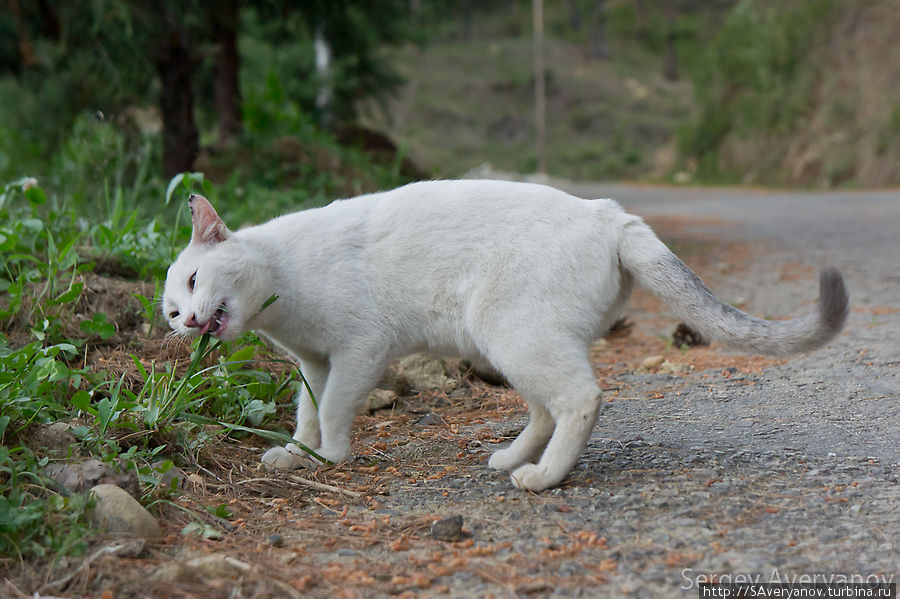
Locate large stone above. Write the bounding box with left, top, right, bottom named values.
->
left=394, top=354, right=458, bottom=393
left=366, top=388, right=399, bottom=411
left=88, top=484, right=161, bottom=540
left=46, top=458, right=138, bottom=495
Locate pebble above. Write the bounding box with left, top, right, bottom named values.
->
left=638, top=355, right=665, bottom=371
left=152, top=553, right=253, bottom=582
left=415, top=412, right=445, bottom=427
left=431, top=514, right=466, bottom=541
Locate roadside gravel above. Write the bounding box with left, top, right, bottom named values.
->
left=344, top=183, right=900, bottom=598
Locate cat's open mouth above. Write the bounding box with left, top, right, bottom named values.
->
left=200, top=303, right=229, bottom=337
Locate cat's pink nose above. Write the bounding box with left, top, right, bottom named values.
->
left=185, top=313, right=202, bottom=328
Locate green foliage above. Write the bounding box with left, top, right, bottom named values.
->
left=0, top=446, right=92, bottom=560
left=679, top=0, right=839, bottom=180
left=0, top=163, right=343, bottom=559
left=242, top=2, right=420, bottom=124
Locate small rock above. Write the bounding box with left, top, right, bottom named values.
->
left=366, top=388, right=398, bottom=412
left=659, top=360, right=691, bottom=374
left=415, top=412, right=445, bottom=427
left=267, top=533, right=285, bottom=547
left=152, top=461, right=186, bottom=490
left=88, top=484, right=161, bottom=540
left=431, top=515, right=466, bottom=541
left=152, top=553, right=253, bottom=582
left=639, top=355, right=665, bottom=371
left=32, top=421, right=78, bottom=455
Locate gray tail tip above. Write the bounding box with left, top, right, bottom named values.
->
left=818, top=267, right=849, bottom=333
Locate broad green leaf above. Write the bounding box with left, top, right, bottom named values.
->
left=24, top=186, right=46, bottom=206
left=70, top=390, right=93, bottom=414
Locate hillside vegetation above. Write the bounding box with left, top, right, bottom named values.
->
left=681, top=0, right=900, bottom=187
left=369, top=0, right=898, bottom=188
left=363, top=0, right=705, bottom=181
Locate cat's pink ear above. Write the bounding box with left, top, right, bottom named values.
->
left=188, top=194, right=231, bottom=245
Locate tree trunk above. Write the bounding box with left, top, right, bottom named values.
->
left=567, top=0, right=581, bottom=32
left=533, top=0, right=546, bottom=174
left=211, top=0, right=242, bottom=146
left=663, top=0, right=679, bottom=81
left=590, top=0, right=609, bottom=60
left=155, top=27, right=199, bottom=177
left=8, top=0, right=36, bottom=68
left=663, top=29, right=678, bottom=81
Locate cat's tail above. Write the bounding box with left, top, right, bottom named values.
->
left=616, top=216, right=848, bottom=356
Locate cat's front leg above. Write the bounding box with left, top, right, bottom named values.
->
left=262, top=358, right=329, bottom=470
left=312, top=351, right=387, bottom=465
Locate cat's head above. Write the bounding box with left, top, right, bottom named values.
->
left=162, top=195, right=261, bottom=341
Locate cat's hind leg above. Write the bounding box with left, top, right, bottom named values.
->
left=488, top=344, right=602, bottom=491
left=262, top=357, right=329, bottom=470
left=488, top=400, right=553, bottom=471
left=510, top=391, right=600, bottom=491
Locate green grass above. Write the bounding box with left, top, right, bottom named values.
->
left=0, top=134, right=390, bottom=560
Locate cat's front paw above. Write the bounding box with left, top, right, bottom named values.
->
left=313, top=443, right=350, bottom=465
left=488, top=447, right=526, bottom=471
left=510, top=463, right=559, bottom=492
left=261, top=445, right=320, bottom=470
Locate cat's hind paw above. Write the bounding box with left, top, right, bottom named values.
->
left=261, top=445, right=321, bottom=470
left=510, top=463, right=562, bottom=492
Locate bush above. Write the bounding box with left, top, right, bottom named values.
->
left=679, top=0, right=839, bottom=180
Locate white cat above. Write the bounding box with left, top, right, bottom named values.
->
left=163, top=180, right=848, bottom=491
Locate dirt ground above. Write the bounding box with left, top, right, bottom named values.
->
left=4, top=184, right=898, bottom=599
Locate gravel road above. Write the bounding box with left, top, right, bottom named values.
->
left=340, top=184, right=899, bottom=598
left=554, top=183, right=900, bottom=597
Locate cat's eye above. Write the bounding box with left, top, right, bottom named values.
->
left=188, top=271, right=197, bottom=292
left=168, top=310, right=180, bottom=319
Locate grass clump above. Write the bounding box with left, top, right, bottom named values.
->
left=0, top=169, right=342, bottom=562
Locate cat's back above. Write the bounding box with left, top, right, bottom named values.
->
left=241, top=179, right=626, bottom=258
left=366, top=179, right=623, bottom=231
